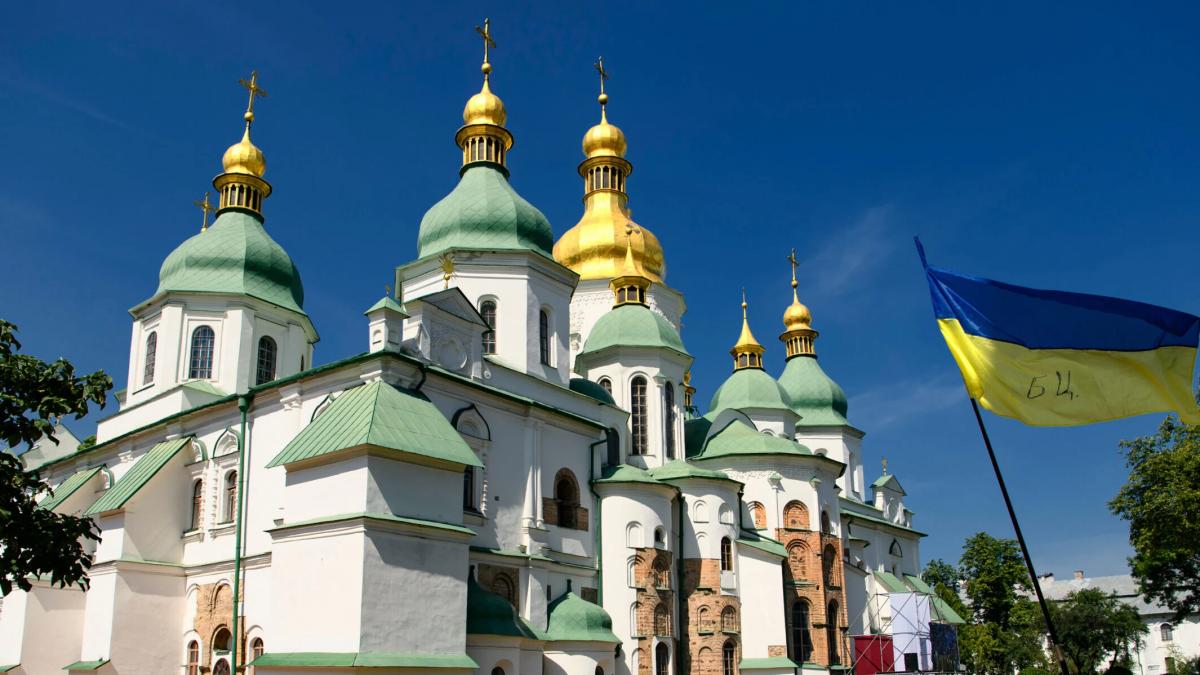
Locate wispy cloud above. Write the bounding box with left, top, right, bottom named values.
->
left=849, top=371, right=965, bottom=430
left=799, top=205, right=898, bottom=299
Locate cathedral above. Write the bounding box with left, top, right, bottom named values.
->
left=0, top=25, right=964, bottom=675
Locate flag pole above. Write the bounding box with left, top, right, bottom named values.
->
left=969, top=398, right=1071, bottom=675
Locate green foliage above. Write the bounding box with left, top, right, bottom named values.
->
left=1165, top=648, right=1200, bottom=675
left=1104, top=666, right=1133, bottom=675
left=923, top=558, right=959, bottom=590
left=1109, top=416, right=1200, bottom=621
left=0, top=320, right=110, bottom=594
left=935, top=582, right=970, bottom=622
left=78, top=434, right=96, bottom=450
left=1050, top=588, right=1146, bottom=675
left=960, top=531, right=1032, bottom=626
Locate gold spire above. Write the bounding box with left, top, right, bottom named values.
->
left=731, top=289, right=766, bottom=370
left=457, top=18, right=512, bottom=168
left=193, top=193, right=215, bottom=233
left=214, top=70, right=272, bottom=217
left=683, top=370, right=696, bottom=410
left=780, top=248, right=819, bottom=358
left=609, top=225, right=651, bottom=306
left=553, top=58, right=667, bottom=284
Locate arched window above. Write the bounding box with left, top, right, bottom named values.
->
left=213, top=626, right=231, bottom=651
left=654, top=527, right=666, bottom=548
left=491, top=668, right=504, bottom=675
left=721, top=606, right=738, bottom=632
left=223, top=471, right=237, bottom=523
left=663, top=382, right=676, bottom=459
left=826, top=601, right=840, bottom=665
left=186, top=640, right=200, bottom=675
left=190, top=480, right=204, bottom=531
left=791, top=601, right=813, bottom=663
left=189, top=326, right=215, bottom=379
left=654, top=604, right=670, bottom=636
left=462, top=466, right=476, bottom=511
left=822, top=544, right=837, bottom=587
left=596, top=667, right=604, bottom=675
left=255, top=336, right=277, bottom=385
left=783, top=501, right=809, bottom=530
left=491, top=575, right=516, bottom=607
left=538, top=309, right=551, bottom=365
left=627, top=557, right=638, bottom=588
left=213, top=661, right=230, bottom=675
left=698, top=606, right=712, bottom=633
left=720, top=537, right=733, bottom=572
left=143, top=332, right=157, bottom=385
left=631, top=603, right=640, bottom=636
left=554, top=469, right=580, bottom=529
left=250, top=638, right=264, bottom=673
left=598, top=377, right=612, bottom=395
left=787, top=542, right=809, bottom=579
left=656, top=643, right=670, bottom=675
left=749, top=502, right=767, bottom=529
left=1161, top=623, right=1174, bottom=642
left=722, top=640, right=737, bottom=675
left=627, top=522, right=643, bottom=548
left=694, top=500, right=710, bottom=523
left=630, top=376, right=648, bottom=455
left=821, top=510, right=832, bottom=535
left=480, top=300, right=496, bottom=354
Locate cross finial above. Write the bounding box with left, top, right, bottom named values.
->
left=385, top=284, right=392, bottom=298
left=194, top=192, right=216, bottom=232
left=594, top=56, right=609, bottom=116
left=882, top=457, right=888, bottom=475
left=475, top=18, right=495, bottom=79
left=741, top=287, right=748, bottom=318
left=238, top=70, right=268, bottom=127
left=787, top=247, right=800, bottom=288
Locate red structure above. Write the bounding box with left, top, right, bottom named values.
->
left=853, top=635, right=895, bottom=675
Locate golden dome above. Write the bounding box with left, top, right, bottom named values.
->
left=463, top=79, right=507, bottom=127
left=554, top=209, right=666, bottom=283
left=222, top=127, right=266, bottom=177
left=782, top=283, right=812, bottom=331
left=583, top=111, right=626, bottom=159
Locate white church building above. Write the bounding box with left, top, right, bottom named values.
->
left=0, top=35, right=962, bottom=675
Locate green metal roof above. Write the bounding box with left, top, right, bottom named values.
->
left=85, top=438, right=192, bottom=515
left=578, top=304, right=690, bottom=361
left=467, top=573, right=541, bottom=639
left=63, top=660, right=109, bottom=671
left=544, top=589, right=620, bottom=643
left=873, top=571, right=910, bottom=593
left=840, top=502, right=927, bottom=537
left=364, top=296, right=408, bottom=316
left=930, top=595, right=967, bottom=624
left=737, top=530, right=788, bottom=558
left=777, top=356, right=849, bottom=427
left=250, top=653, right=477, bottom=669
left=417, top=165, right=554, bottom=259
left=154, top=210, right=305, bottom=315
left=683, top=417, right=712, bottom=458
left=39, top=467, right=102, bottom=511
left=270, top=512, right=474, bottom=536
left=267, top=381, right=481, bottom=469
left=568, top=378, right=616, bottom=405
left=0, top=665, right=18, bottom=672
left=694, top=420, right=814, bottom=461
left=871, top=474, right=906, bottom=495
left=593, top=464, right=668, bottom=488
left=708, top=368, right=793, bottom=415
left=648, top=460, right=738, bottom=484
left=740, top=657, right=801, bottom=670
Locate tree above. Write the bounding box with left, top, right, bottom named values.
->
left=0, top=320, right=110, bottom=594
left=1109, top=416, right=1200, bottom=621
left=923, top=558, right=959, bottom=590
left=959, top=532, right=1032, bottom=626
left=1050, top=588, right=1146, bottom=675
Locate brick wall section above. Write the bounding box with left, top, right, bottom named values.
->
left=680, top=558, right=740, bottom=675
left=631, top=546, right=675, bottom=675
left=192, top=583, right=245, bottom=670
left=542, top=497, right=589, bottom=530
left=768, top=645, right=787, bottom=658
left=776, top=528, right=849, bottom=667
left=477, top=563, right=520, bottom=607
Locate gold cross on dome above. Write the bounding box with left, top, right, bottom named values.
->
left=882, top=457, right=889, bottom=475
left=238, top=70, right=268, bottom=123
left=787, top=247, right=800, bottom=289
left=476, top=18, right=495, bottom=65
left=194, top=192, right=215, bottom=232
left=594, top=56, right=608, bottom=96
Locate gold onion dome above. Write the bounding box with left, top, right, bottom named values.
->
left=222, top=125, right=266, bottom=177
left=463, top=72, right=507, bottom=127
left=582, top=108, right=627, bottom=158
left=783, top=285, right=813, bottom=331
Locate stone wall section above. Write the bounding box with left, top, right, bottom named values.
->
left=631, top=546, right=675, bottom=675
left=477, top=563, right=520, bottom=607
left=192, top=582, right=245, bottom=670
left=776, top=528, right=849, bottom=667
left=680, top=558, right=741, bottom=675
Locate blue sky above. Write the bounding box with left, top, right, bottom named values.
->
left=3, top=2, right=1199, bottom=577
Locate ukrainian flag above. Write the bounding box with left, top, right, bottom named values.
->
left=920, top=244, right=1200, bottom=426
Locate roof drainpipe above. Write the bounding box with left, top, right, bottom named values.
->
left=230, top=394, right=252, bottom=673
left=589, top=436, right=617, bottom=659
left=676, top=492, right=686, bottom=675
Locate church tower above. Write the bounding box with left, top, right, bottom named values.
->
left=122, top=72, right=317, bottom=414
left=553, top=59, right=687, bottom=370
left=707, top=294, right=799, bottom=437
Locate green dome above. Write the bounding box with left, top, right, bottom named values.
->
left=778, top=356, right=850, bottom=427
left=466, top=573, right=539, bottom=639
left=156, top=211, right=305, bottom=315
left=417, top=165, right=554, bottom=259
left=545, top=589, right=620, bottom=643
left=569, top=378, right=616, bottom=405
left=578, top=304, right=689, bottom=361
left=649, top=460, right=738, bottom=484
left=708, top=368, right=792, bottom=415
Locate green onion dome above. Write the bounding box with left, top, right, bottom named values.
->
left=569, top=378, right=616, bottom=405
left=545, top=587, right=620, bottom=643
left=778, top=356, right=849, bottom=427
left=708, top=367, right=793, bottom=415
left=417, top=165, right=554, bottom=260
left=578, top=304, right=689, bottom=360
left=156, top=211, right=304, bottom=315
left=466, top=572, right=539, bottom=639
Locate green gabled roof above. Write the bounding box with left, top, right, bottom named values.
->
left=871, top=474, right=906, bottom=495
left=840, top=503, right=927, bottom=536
left=0, top=665, right=18, bottom=672
left=466, top=573, right=541, bottom=639
left=85, top=438, right=192, bottom=515
left=569, top=378, right=615, bottom=405
left=578, top=304, right=690, bottom=361
left=737, top=529, right=788, bottom=558
left=364, top=296, right=408, bottom=316
left=694, top=420, right=814, bottom=461
left=902, top=575, right=966, bottom=624
left=708, top=368, right=793, bottom=415
left=544, top=590, right=620, bottom=643
left=153, top=211, right=306, bottom=316
left=740, top=657, right=801, bottom=670
left=417, top=165, right=554, bottom=259
left=250, top=653, right=477, bottom=669
left=39, top=466, right=102, bottom=511
left=267, top=381, right=481, bottom=469
left=649, top=460, right=739, bottom=485
left=593, top=464, right=668, bottom=488
left=180, top=380, right=228, bottom=397
left=683, top=417, right=712, bottom=458
left=777, top=356, right=849, bottom=427
left=63, top=660, right=109, bottom=671
left=903, top=574, right=934, bottom=594
left=873, top=571, right=910, bottom=593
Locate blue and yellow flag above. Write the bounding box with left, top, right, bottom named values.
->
left=919, top=241, right=1200, bottom=426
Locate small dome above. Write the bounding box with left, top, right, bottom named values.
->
left=156, top=211, right=304, bottom=314
left=466, top=573, right=539, bottom=639
left=579, top=304, right=689, bottom=361
left=778, top=356, right=850, bottom=427
left=463, top=80, right=507, bottom=127
left=569, top=378, right=616, bottom=405
left=417, top=165, right=554, bottom=259
left=582, top=117, right=626, bottom=158
left=545, top=590, right=620, bottom=643
left=708, top=368, right=793, bottom=415
left=783, top=297, right=812, bottom=331
left=221, top=128, right=266, bottom=177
